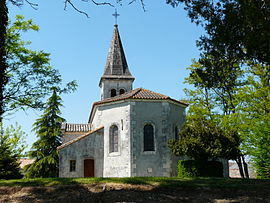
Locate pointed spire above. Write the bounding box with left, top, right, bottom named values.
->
left=101, top=25, right=134, bottom=79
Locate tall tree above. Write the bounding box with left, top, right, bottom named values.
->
left=0, top=0, right=8, bottom=121
left=25, top=89, right=65, bottom=178
left=240, top=64, right=270, bottom=178
left=166, top=0, right=270, bottom=65
left=2, top=15, right=76, bottom=119
left=166, top=0, right=270, bottom=178
left=178, top=58, right=250, bottom=178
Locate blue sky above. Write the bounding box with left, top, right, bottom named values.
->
left=6, top=0, right=204, bottom=150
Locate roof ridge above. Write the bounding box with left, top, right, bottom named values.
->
left=128, top=87, right=143, bottom=98
left=57, top=126, right=104, bottom=150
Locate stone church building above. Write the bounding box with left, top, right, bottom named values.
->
left=57, top=24, right=188, bottom=178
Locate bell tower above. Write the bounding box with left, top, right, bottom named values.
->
left=99, top=24, right=135, bottom=100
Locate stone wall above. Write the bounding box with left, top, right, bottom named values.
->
left=62, top=133, right=83, bottom=144
left=100, top=79, right=133, bottom=100
left=91, top=101, right=131, bottom=177
left=130, top=101, right=186, bottom=177
left=59, top=128, right=104, bottom=178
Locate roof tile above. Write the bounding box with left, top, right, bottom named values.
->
left=93, top=88, right=188, bottom=106
left=61, top=123, right=91, bottom=133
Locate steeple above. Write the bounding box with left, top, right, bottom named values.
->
left=99, top=24, right=135, bottom=100
left=101, top=25, right=134, bottom=78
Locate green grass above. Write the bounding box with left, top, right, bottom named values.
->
left=0, top=177, right=270, bottom=190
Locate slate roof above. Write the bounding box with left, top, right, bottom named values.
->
left=100, top=25, right=134, bottom=81
left=61, top=123, right=91, bottom=133
left=57, top=126, right=104, bottom=150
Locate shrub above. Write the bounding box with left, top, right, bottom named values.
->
left=177, top=160, right=223, bottom=178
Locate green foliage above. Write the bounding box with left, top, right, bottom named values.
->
left=239, top=64, right=270, bottom=178
left=0, top=142, right=22, bottom=179
left=179, top=59, right=270, bottom=178
left=185, top=57, right=244, bottom=115
left=168, top=105, right=240, bottom=161
left=251, top=118, right=270, bottom=179
left=242, top=113, right=270, bottom=179
left=167, top=1, right=270, bottom=178
left=169, top=58, right=242, bottom=162
left=25, top=89, right=65, bottom=178
left=167, top=0, right=270, bottom=65
left=177, top=160, right=223, bottom=178
left=166, top=2, right=270, bottom=178
left=0, top=123, right=25, bottom=179
left=3, top=122, right=27, bottom=157
left=3, top=15, right=77, bottom=116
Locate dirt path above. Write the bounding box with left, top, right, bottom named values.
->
left=0, top=183, right=269, bottom=203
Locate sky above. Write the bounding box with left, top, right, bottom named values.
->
left=6, top=0, right=204, bottom=151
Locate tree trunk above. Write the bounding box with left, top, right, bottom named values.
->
left=235, top=156, right=245, bottom=178
left=0, top=0, right=8, bottom=122
left=242, top=155, right=249, bottom=179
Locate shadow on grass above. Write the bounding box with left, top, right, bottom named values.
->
left=1, top=178, right=270, bottom=203
left=1, top=177, right=270, bottom=190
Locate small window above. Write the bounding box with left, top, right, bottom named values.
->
left=144, top=124, right=155, bottom=151
left=175, top=126, right=179, bottom=140
left=111, top=89, right=117, bottom=97
left=70, top=160, right=76, bottom=172
left=120, top=89, right=125, bottom=95
left=110, top=125, right=118, bottom=153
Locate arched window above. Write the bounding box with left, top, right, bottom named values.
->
left=144, top=124, right=154, bottom=151
left=119, top=89, right=125, bottom=95
left=110, top=89, right=116, bottom=97
left=174, top=126, right=178, bottom=140
left=109, top=125, right=118, bottom=153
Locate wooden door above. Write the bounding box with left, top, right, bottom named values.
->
left=84, top=159, right=94, bottom=177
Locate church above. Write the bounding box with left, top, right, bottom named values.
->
left=57, top=23, right=188, bottom=178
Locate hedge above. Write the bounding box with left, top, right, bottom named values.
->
left=177, top=160, right=224, bottom=178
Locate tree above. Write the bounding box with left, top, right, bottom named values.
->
left=175, top=58, right=250, bottom=178
left=247, top=117, right=270, bottom=179
left=166, top=0, right=270, bottom=66
left=2, top=122, right=27, bottom=158
left=239, top=64, right=270, bottom=178
left=2, top=15, right=77, bottom=119
left=0, top=0, right=8, bottom=121
left=0, top=0, right=146, bottom=120
left=0, top=136, right=22, bottom=179
left=25, top=89, right=65, bottom=178
left=168, top=105, right=240, bottom=161
left=0, top=122, right=26, bottom=179
left=164, top=0, right=270, bottom=178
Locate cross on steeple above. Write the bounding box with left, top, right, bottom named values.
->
left=112, top=9, right=120, bottom=25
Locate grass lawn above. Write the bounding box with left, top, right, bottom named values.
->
left=0, top=177, right=270, bottom=190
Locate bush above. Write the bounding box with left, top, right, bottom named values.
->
left=178, top=160, right=224, bottom=178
